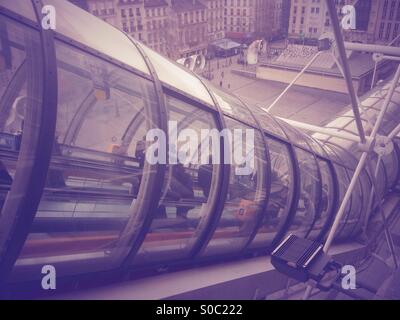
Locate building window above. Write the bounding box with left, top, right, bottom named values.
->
left=389, top=0, right=396, bottom=20
left=379, top=22, right=385, bottom=39
left=382, top=0, right=388, bottom=19
left=386, top=23, right=392, bottom=40
left=394, top=23, right=399, bottom=38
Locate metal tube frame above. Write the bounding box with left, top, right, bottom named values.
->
left=186, top=74, right=231, bottom=258
left=233, top=94, right=272, bottom=252
left=322, top=65, right=400, bottom=259
left=115, top=35, right=169, bottom=268
left=327, top=0, right=366, bottom=144
left=0, top=0, right=58, bottom=284
left=276, top=117, right=362, bottom=143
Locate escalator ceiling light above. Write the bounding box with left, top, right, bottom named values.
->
left=94, top=88, right=110, bottom=101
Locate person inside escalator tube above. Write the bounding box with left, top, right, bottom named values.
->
left=155, top=151, right=195, bottom=220
left=168, top=151, right=195, bottom=219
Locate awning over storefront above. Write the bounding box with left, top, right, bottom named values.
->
left=226, top=31, right=254, bottom=43
left=210, top=39, right=242, bottom=51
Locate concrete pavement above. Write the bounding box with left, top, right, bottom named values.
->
left=205, top=56, right=350, bottom=126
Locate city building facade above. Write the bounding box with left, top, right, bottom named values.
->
left=288, top=0, right=400, bottom=44
left=87, top=0, right=118, bottom=26
left=271, top=0, right=291, bottom=39
left=167, top=0, right=208, bottom=59
left=200, top=0, right=225, bottom=42
left=79, top=0, right=278, bottom=58
left=224, top=0, right=274, bottom=42
left=143, top=0, right=169, bottom=56
left=374, top=0, right=400, bottom=44
left=288, top=0, right=329, bottom=40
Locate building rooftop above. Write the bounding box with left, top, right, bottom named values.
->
left=211, top=39, right=242, bottom=50
left=170, top=0, right=207, bottom=12
left=144, top=0, right=168, bottom=8
left=263, top=44, right=377, bottom=79
left=117, top=0, right=143, bottom=6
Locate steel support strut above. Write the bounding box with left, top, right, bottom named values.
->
left=302, top=1, right=400, bottom=299
left=264, top=51, right=322, bottom=113
left=326, top=0, right=366, bottom=144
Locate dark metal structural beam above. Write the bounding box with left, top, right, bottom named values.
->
left=0, top=0, right=58, bottom=284
left=186, top=76, right=231, bottom=258
left=326, top=0, right=366, bottom=145
left=117, top=34, right=169, bottom=268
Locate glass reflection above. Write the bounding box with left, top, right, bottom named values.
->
left=306, top=159, right=334, bottom=240
left=134, top=95, right=221, bottom=265
left=209, top=84, right=257, bottom=126
left=0, top=18, right=41, bottom=213
left=331, top=163, right=352, bottom=241
left=251, top=106, right=288, bottom=139
left=43, top=0, right=149, bottom=74
left=250, top=138, right=294, bottom=249
left=13, top=41, right=157, bottom=278
left=202, top=118, right=266, bottom=256
left=289, top=148, right=320, bottom=237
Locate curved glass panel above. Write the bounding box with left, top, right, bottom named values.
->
left=289, top=148, right=320, bottom=237
left=336, top=167, right=363, bottom=239
left=0, top=17, right=41, bottom=215
left=331, top=163, right=352, bottom=241
left=368, top=155, right=387, bottom=201
left=202, top=118, right=267, bottom=256
left=324, top=144, right=358, bottom=239
left=133, top=95, right=221, bottom=265
left=250, top=138, right=294, bottom=249
left=275, top=119, right=311, bottom=150
left=304, top=136, right=327, bottom=158
left=250, top=105, right=287, bottom=139
left=12, top=41, right=157, bottom=280
left=42, top=0, right=149, bottom=75
left=381, top=148, right=399, bottom=189
left=327, top=143, right=358, bottom=169
left=139, top=45, right=214, bottom=106
left=381, top=99, right=400, bottom=135
left=0, top=0, right=36, bottom=20
left=208, top=84, right=256, bottom=126
left=321, top=143, right=342, bottom=164
left=348, top=169, right=371, bottom=237
left=307, top=159, right=334, bottom=240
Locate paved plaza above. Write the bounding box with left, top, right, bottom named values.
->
left=206, top=57, right=350, bottom=126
